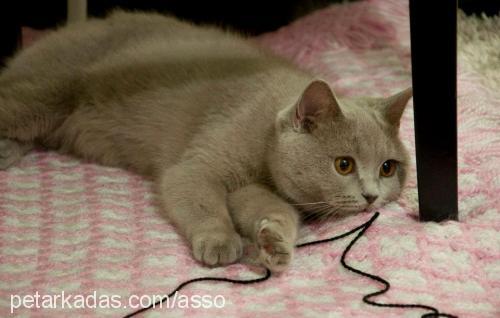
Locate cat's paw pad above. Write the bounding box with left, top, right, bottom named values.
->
left=0, top=139, right=31, bottom=170
left=192, top=231, right=243, bottom=266
left=257, top=219, right=294, bottom=272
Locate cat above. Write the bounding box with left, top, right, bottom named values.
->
left=0, top=11, right=412, bottom=272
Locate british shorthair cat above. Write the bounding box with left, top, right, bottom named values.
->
left=0, top=11, right=412, bottom=271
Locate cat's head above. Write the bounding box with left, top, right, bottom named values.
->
left=269, top=80, right=412, bottom=220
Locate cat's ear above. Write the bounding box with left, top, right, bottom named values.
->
left=381, top=87, right=413, bottom=127
left=293, top=80, right=343, bottom=133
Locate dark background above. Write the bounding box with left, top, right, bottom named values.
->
left=6, top=0, right=338, bottom=35
left=8, top=0, right=500, bottom=32
left=1, top=0, right=499, bottom=65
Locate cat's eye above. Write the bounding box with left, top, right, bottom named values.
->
left=380, top=160, right=397, bottom=177
left=334, top=157, right=355, bottom=175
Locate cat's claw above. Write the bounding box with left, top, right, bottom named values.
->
left=257, top=218, right=294, bottom=272
left=0, top=139, right=32, bottom=170
left=192, top=231, right=243, bottom=266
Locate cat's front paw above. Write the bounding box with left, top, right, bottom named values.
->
left=257, top=218, right=294, bottom=272
left=192, top=231, right=243, bottom=266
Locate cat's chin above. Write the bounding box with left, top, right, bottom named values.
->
left=360, top=207, right=374, bottom=214
left=360, top=203, right=385, bottom=214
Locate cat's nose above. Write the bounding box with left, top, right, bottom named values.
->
left=362, top=193, right=378, bottom=204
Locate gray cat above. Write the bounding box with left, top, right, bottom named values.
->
left=0, top=11, right=412, bottom=271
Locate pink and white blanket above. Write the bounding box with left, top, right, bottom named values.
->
left=1, top=0, right=499, bottom=317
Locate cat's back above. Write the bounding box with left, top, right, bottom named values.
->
left=5, top=10, right=261, bottom=79
left=78, top=11, right=306, bottom=119
left=82, top=11, right=285, bottom=95
left=7, top=9, right=300, bottom=101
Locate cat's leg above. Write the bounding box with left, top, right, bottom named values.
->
left=158, top=162, right=243, bottom=266
left=227, top=184, right=299, bottom=272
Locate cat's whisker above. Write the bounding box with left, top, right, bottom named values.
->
left=307, top=209, right=331, bottom=222
left=291, top=201, right=329, bottom=206
left=301, top=203, right=335, bottom=221
left=303, top=213, right=322, bottom=222
left=302, top=203, right=346, bottom=223
left=302, top=208, right=330, bottom=218
left=310, top=204, right=334, bottom=212
left=326, top=206, right=342, bottom=217
left=324, top=206, right=348, bottom=220
left=334, top=200, right=358, bottom=204
left=298, top=203, right=332, bottom=214
left=319, top=210, right=335, bottom=222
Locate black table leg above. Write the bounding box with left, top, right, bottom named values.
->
left=409, top=1, right=458, bottom=222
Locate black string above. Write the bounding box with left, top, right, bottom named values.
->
left=123, top=212, right=457, bottom=318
